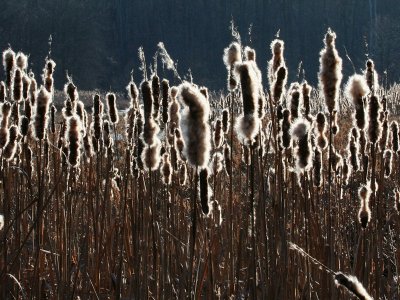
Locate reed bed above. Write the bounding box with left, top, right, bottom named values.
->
left=0, top=29, right=400, bottom=299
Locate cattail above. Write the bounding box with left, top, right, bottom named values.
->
left=222, top=109, right=229, bottom=133
left=64, top=81, right=78, bottom=103
left=179, top=163, right=187, bottom=186
left=345, top=74, right=369, bottom=130
left=170, top=146, right=178, bottom=171
left=358, top=184, right=372, bottom=228
left=280, top=109, right=291, bottom=149
left=384, top=149, right=393, bottom=178
left=83, top=132, right=94, bottom=159
left=302, top=82, right=312, bottom=119
left=214, top=119, right=223, bottom=148
left=11, top=102, right=19, bottom=125
left=92, top=94, right=103, bottom=140
left=103, top=120, right=112, bottom=148
left=169, top=86, right=181, bottom=134
left=199, top=168, right=212, bottom=215
left=334, top=272, right=372, bottom=300
left=234, top=62, right=260, bottom=145
left=394, top=189, right=400, bottom=213
left=43, top=59, right=56, bottom=94
left=3, top=48, right=15, bottom=89
left=390, top=121, right=399, bottom=152
left=223, top=42, right=241, bottom=91
left=359, top=130, right=367, bottom=153
left=318, top=29, right=342, bottom=114
left=315, top=112, right=328, bottom=150
left=331, top=110, right=339, bottom=135
left=20, top=116, right=29, bottom=137
left=152, top=74, right=160, bottom=120
left=313, top=147, right=322, bottom=187
left=161, top=152, right=172, bottom=184
left=348, top=135, right=360, bottom=172
left=141, top=139, right=161, bottom=171
left=33, top=87, right=51, bottom=140
left=161, top=79, right=169, bottom=123
left=106, top=93, right=119, bottom=124
left=29, top=72, right=37, bottom=105
left=16, top=52, right=28, bottom=71
left=50, top=105, right=57, bottom=134
left=365, top=59, right=378, bottom=92
left=178, top=82, right=211, bottom=168
left=0, top=82, right=5, bottom=102
left=289, top=83, right=301, bottom=120
left=22, top=74, right=31, bottom=100
left=367, top=95, right=382, bottom=145
left=342, top=157, right=351, bottom=185
left=268, top=39, right=286, bottom=86
left=0, top=214, right=3, bottom=230
left=211, top=152, right=223, bottom=174
left=3, top=125, right=20, bottom=161
left=65, top=116, right=82, bottom=167
left=12, top=68, right=22, bottom=102
left=379, top=117, right=388, bottom=151
left=272, top=66, right=287, bottom=105
left=291, top=118, right=312, bottom=171
left=0, top=103, right=11, bottom=148
left=224, top=144, right=231, bottom=176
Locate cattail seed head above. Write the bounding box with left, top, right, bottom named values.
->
left=345, top=74, right=369, bottom=130
left=272, top=66, right=287, bottom=105
left=3, top=48, right=15, bottom=88
left=20, top=115, right=29, bottom=136
left=365, top=59, right=378, bottom=92
left=313, top=147, right=322, bottom=187
left=199, top=168, right=212, bottom=215
left=211, top=151, right=223, bottom=174
left=0, top=82, right=5, bottom=103
left=65, top=115, right=82, bottom=167
left=222, top=109, right=230, bottom=133
left=348, top=135, right=360, bottom=172
left=289, top=83, right=301, bottom=120
left=64, top=81, right=78, bottom=102
left=141, top=81, right=153, bottom=121
left=12, top=68, right=23, bottom=102
left=16, top=52, right=28, bottom=71
left=152, top=74, right=160, bottom=120
left=178, top=82, right=211, bottom=168
left=384, top=149, right=393, bottom=178
left=3, top=125, right=20, bottom=161
left=291, top=118, right=312, bottom=171
left=214, top=119, right=223, bottom=148
left=334, top=272, right=372, bottom=300
left=367, top=95, right=382, bottom=145
left=29, top=72, right=37, bottom=105
left=22, top=74, right=31, bottom=100
left=280, top=109, right=291, bottom=149
left=358, top=184, right=372, bottom=228
left=318, top=29, right=343, bottom=113
left=223, top=42, right=242, bottom=91
left=106, top=93, right=119, bottom=124
left=141, top=139, right=161, bottom=171
left=390, top=121, right=399, bottom=152
left=161, top=153, right=172, bottom=185
left=268, top=39, right=286, bottom=86
left=33, top=86, right=51, bottom=140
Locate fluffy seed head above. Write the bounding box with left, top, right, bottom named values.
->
left=179, top=82, right=211, bottom=168
left=367, top=95, right=382, bottom=144
left=318, top=28, right=343, bottom=113
left=106, top=93, right=119, bottom=124
left=33, top=86, right=51, bottom=140
left=334, top=272, right=372, bottom=300
left=16, top=52, right=28, bottom=71
left=199, top=168, right=212, bottom=215
left=223, top=42, right=241, bottom=68
left=358, top=184, right=372, bottom=228
left=161, top=79, right=170, bottom=123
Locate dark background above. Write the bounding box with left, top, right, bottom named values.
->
left=1, top=0, right=397, bottom=93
